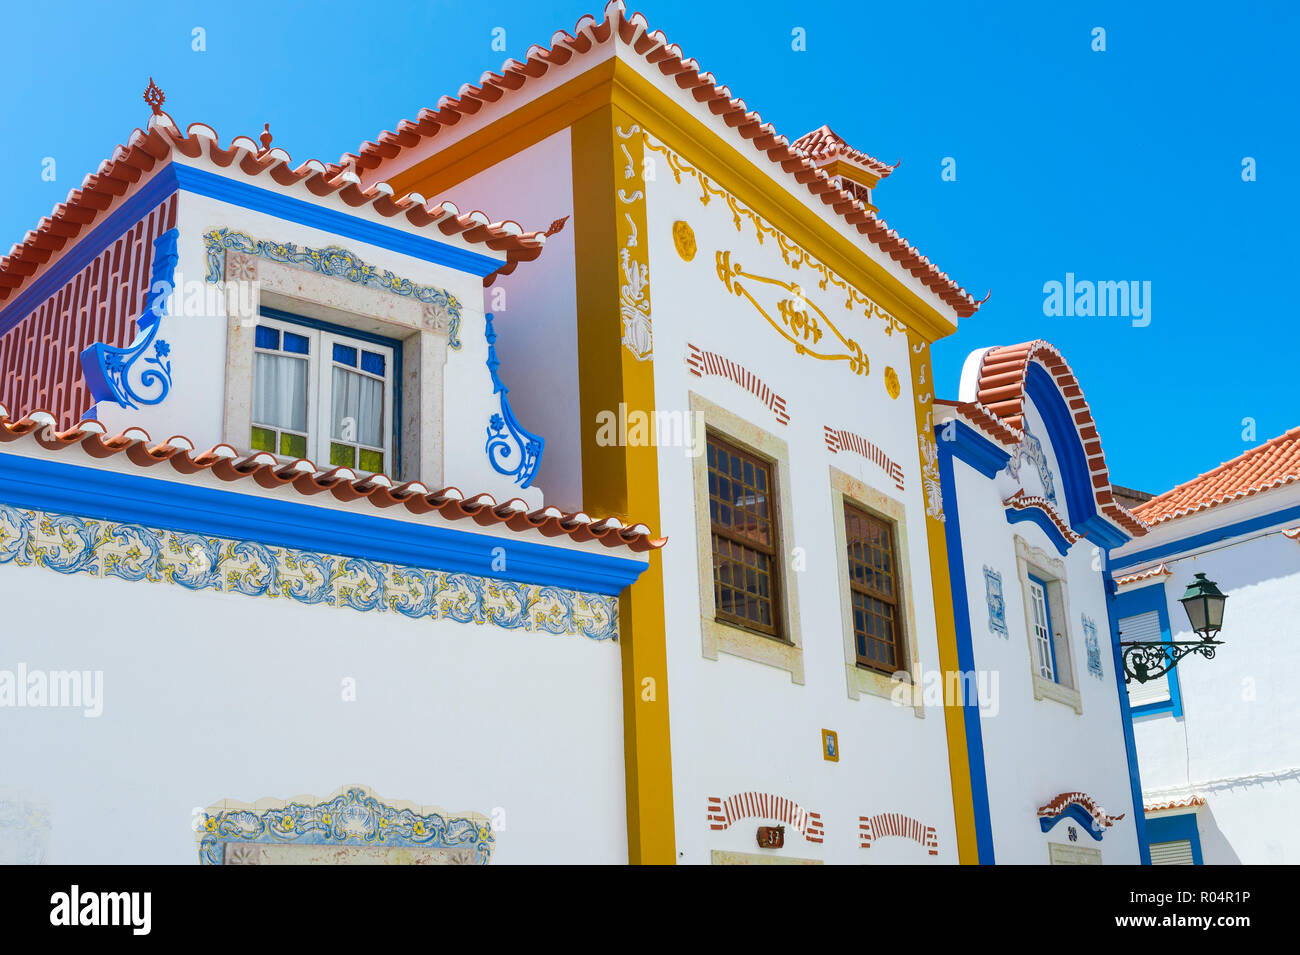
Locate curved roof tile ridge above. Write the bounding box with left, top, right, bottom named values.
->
left=0, top=403, right=665, bottom=554
left=969, top=340, right=1147, bottom=537
left=336, top=1, right=982, bottom=318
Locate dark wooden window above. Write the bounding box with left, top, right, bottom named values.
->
left=707, top=434, right=781, bottom=638
left=845, top=503, right=903, bottom=673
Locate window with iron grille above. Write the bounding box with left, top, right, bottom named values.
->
left=707, top=434, right=782, bottom=638
left=844, top=502, right=903, bottom=673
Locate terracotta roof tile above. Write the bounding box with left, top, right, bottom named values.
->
left=0, top=114, right=548, bottom=307
left=1003, top=489, right=1082, bottom=545
left=790, top=124, right=897, bottom=180
left=1133, top=425, right=1300, bottom=526
left=969, top=340, right=1147, bottom=537
left=1115, top=562, right=1172, bottom=588
left=1037, top=791, right=1125, bottom=829
left=1143, top=794, right=1205, bottom=813
left=934, top=397, right=1023, bottom=447
left=339, top=1, right=983, bottom=318
left=0, top=404, right=664, bottom=554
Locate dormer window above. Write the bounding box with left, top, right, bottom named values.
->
left=250, top=309, right=396, bottom=474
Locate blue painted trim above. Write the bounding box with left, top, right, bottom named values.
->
left=1112, top=582, right=1183, bottom=718
left=0, top=450, right=647, bottom=596
left=1005, top=505, right=1072, bottom=556
left=0, top=169, right=180, bottom=337
left=1023, top=363, right=1129, bottom=550
left=170, top=165, right=503, bottom=278
left=483, top=313, right=544, bottom=488
left=937, top=437, right=997, bottom=864
left=1110, top=501, right=1300, bottom=571
left=258, top=306, right=404, bottom=478
left=942, top=418, right=1011, bottom=478
left=1103, top=567, right=1153, bottom=864
left=1145, top=812, right=1203, bottom=864
left=1038, top=803, right=1107, bottom=841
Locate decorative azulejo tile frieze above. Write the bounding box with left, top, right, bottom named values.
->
left=0, top=503, right=618, bottom=641
left=202, top=227, right=463, bottom=348
left=198, top=786, right=494, bottom=865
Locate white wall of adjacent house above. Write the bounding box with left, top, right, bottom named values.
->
left=943, top=397, right=1142, bottom=865
left=89, top=156, right=542, bottom=507
left=423, top=130, right=585, bottom=512
left=1112, top=482, right=1300, bottom=864
left=0, top=455, right=630, bottom=864
left=643, top=133, right=962, bottom=864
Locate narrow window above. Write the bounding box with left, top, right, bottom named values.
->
left=1028, top=575, right=1057, bottom=681
left=707, top=434, right=781, bottom=638
left=845, top=503, right=903, bottom=673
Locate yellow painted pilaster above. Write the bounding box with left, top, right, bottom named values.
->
left=908, top=334, right=978, bottom=864
left=572, top=104, right=676, bottom=864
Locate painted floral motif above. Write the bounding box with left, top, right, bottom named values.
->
left=1083, top=613, right=1103, bottom=678
left=198, top=786, right=494, bottom=865
left=983, top=566, right=1007, bottom=637
left=203, top=228, right=463, bottom=349
left=1005, top=420, right=1058, bottom=505
left=0, top=503, right=618, bottom=642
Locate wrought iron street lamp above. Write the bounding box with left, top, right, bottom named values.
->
left=1120, top=573, right=1227, bottom=685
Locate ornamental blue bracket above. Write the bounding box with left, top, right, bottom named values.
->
left=79, top=228, right=179, bottom=410
left=1039, top=804, right=1108, bottom=841
left=483, top=313, right=544, bottom=489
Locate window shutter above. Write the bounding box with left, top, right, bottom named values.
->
left=1150, top=839, right=1195, bottom=865
left=1119, top=611, right=1170, bottom=707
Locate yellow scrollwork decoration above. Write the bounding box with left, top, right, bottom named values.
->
left=716, top=250, right=868, bottom=376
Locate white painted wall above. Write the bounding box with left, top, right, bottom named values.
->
left=427, top=131, right=585, bottom=511
left=1113, top=483, right=1300, bottom=864
left=945, top=413, right=1142, bottom=864
left=644, top=134, right=959, bottom=864
left=0, top=452, right=629, bottom=864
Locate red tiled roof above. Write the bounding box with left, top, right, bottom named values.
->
left=933, top=397, right=1023, bottom=448
left=971, top=341, right=1147, bottom=537
left=790, top=125, right=897, bottom=181
left=1144, top=794, right=1205, bottom=813
left=1115, top=562, right=1171, bottom=588
left=0, top=405, right=664, bottom=553
left=1037, top=791, right=1125, bottom=829
left=1003, top=489, right=1081, bottom=545
left=1133, top=425, right=1300, bottom=526
left=338, top=1, right=983, bottom=318
left=0, top=114, right=548, bottom=308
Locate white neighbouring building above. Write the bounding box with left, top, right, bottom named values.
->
left=1110, top=425, right=1300, bottom=865
left=933, top=341, right=1150, bottom=864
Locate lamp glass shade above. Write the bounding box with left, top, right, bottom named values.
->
left=1179, top=573, right=1227, bottom=638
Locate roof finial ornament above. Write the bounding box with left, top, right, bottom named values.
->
left=143, top=78, right=165, bottom=116
left=259, top=123, right=273, bottom=155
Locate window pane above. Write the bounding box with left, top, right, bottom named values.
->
left=360, top=350, right=385, bottom=376
left=254, top=325, right=279, bottom=350
left=358, top=448, right=385, bottom=474
left=282, top=331, right=310, bottom=355
left=332, top=343, right=358, bottom=367
left=845, top=503, right=903, bottom=673
left=331, top=367, right=384, bottom=448
left=250, top=426, right=275, bottom=452
left=253, top=352, right=308, bottom=433
left=281, top=432, right=307, bottom=459
left=330, top=442, right=356, bottom=467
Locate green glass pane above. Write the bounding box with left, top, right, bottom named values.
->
left=358, top=448, right=384, bottom=474
left=330, top=442, right=356, bottom=467
left=251, top=426, right=276, bottom=452
left=281, top=432, right=307, bottom=458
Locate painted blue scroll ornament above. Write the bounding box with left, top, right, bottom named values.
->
left=483, top=312, right=544, bottom=488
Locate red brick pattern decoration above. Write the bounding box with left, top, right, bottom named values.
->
left=823, top=425, right=905, bottom=491
left=707, top=793, right=824, bottom=844
left=0, top=194, right=178, bottom=427
left=858, top=813, right=939, bottom=855
left=686, top=344, right=788, bottom=425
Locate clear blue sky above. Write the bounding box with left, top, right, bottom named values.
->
left=2, top=1, right=1295, bottom=495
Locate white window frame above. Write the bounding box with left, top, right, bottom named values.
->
left=251, top=314, right=395, bottom=475
left=1028, top=576, right=1056, bottom=681
left=1014, top=536, right=1082, bottom=714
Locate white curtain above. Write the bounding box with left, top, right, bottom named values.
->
left=253, top=353, right=308, bottom=431
left=331, top=367, right=383, bottom=447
